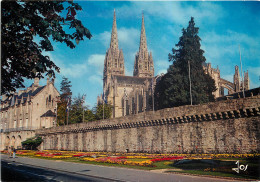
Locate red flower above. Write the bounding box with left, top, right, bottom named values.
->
left=150, top=156, right=184, bottom=162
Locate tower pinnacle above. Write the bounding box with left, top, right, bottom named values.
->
left=110, top=9, right=119, bottom=51
left=139, top=13, right=148, bottom=54
left=103, top=10, right=125, bottom=86
left=133, top=13, right=154, bottom=77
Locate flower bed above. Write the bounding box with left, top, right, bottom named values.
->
left=2, top=150, right=259, bottom=169
left=151, top=156, right=184, bottom=162
left=80, top=156, right=153, bottom=167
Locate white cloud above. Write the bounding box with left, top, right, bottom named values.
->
left=156, top=69, right=167, bottom=75
left=88, top=54, right=105, bottom=68
left=41, top=52, right=88, bottom=78
left=87, top=54, right=105, bottom=77
left=99, top=31, right=111, bottom=47
left=117, top=2, right=225, bottom=25
left=88, top=75, right=103, bottom=86
left=155, top=60, right=170, bottom=68
left=202, top=30, right=258, bottom=47
left=50, top=54, right=105, bottom=79
left=61, top=63, right=88, bottom=78
left=98, top=27, right=139, bottom=52
left=118, top=27, right=139, bottom=51
left=202, top=30, right=260, bottom=69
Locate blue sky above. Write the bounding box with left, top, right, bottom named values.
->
left=24, top=1, right=260, bottom=109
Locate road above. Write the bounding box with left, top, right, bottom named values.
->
left=1, top=154, right=238, bottom=182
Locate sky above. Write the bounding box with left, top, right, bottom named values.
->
left=23, top=1, right=260, bottom=109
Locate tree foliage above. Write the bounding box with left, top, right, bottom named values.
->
left=155, top=17, right=216, bottom=109
left=57, top=102, right=67, bottom=126
left=57, top=76, right=72, bottom=126
left=1, top=1, right=92, bottom=95
left=60, top=76, right=72, bottom=101
left=21, top=136, right=43, bottom=150
left=69, top=94, right=95, bottom=124
left=57, top=93, right=96, bottom=125
left=94, top=103, right=113, bottom=120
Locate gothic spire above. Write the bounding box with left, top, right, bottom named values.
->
left=133, top=13, right=154, bottom=77
left=103, top=9, right=125, bottom=84
left=139, top=12, right=148, bottom=54
left=110, top=9, right=119, bottom=51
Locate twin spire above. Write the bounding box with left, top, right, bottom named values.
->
left=110, top=9, right=119, bottom=52
left=103, top=9, right=124, bottom=80
left=139, top=13, right=148, bottom=55
left=104, top=10, right=154, bottom=79
left=134, top=12, right=154, bottom=77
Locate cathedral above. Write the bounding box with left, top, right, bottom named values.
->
left=98, top=10, right=250, bottom=119
left=204, top=63, right=250, bottom=98
left=97, top=11, right=156, bottom=118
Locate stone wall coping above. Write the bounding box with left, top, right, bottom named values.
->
left=36, top=95, right=260, bottom=135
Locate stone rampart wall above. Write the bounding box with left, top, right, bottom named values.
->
left=37, top=95, right=260, bottom=153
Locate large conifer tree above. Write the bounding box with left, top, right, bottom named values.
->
left=155, top=17, right=216, bottom=109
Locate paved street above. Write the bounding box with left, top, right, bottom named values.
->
left=1, top=154, right=238, bottom=182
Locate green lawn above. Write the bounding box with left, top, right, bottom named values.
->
left=165, top=159, right=260, bottom=180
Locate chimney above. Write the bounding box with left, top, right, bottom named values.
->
left=47, top=77, right=50, bottom=85
left=34, top=77, right=39, bottom=86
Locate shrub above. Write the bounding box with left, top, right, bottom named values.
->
left=21, top=136, right=43, bottom=150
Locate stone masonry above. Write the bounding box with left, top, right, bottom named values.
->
left=0, top=78, right=60, bottom=150
left=37, top=94, right=260, bottom=154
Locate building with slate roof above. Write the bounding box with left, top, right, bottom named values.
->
left=97, top=11, right=158, bottom=118
left=0, top=78, right=60, bottom=150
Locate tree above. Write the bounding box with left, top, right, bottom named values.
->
left=94, top=104, right=112, bottom=120
left=155, top=17, right=216, bottom=109
left=69, top=94, right=85, bottom=124
left=57, top=102, right=67, bottom=126
left=1, top=1, right=92, bottom=95
left=85, top=109, right=96, bottom=122
left=67, top=93, right=96, bottom=124
left=21, top=136, right=43, bottom=150
left=57, top=76, right=72, bottom=125
left=60, top=76, right=72, bottom=100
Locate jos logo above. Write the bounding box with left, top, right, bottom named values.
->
left=232, top=160, right=248, bottom=173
